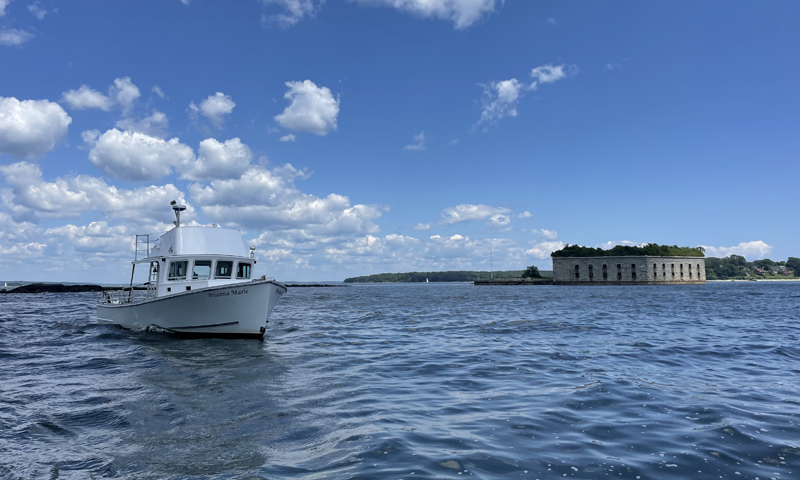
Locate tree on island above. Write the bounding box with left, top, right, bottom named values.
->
left=521, top=266, right=543, bottom=279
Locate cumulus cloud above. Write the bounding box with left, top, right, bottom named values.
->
left=530, top=228, right=557, bottom=240
left=275, top=80, right=339, bottom=136
left=190, top=164, right=383, bottom=235
left=701, top=241, right=773, bottom=260
left=115, top=110, right=169, bottom=137
left=261, top=0, right=319, bottom=27
left=477, top=78, right=525, bottom=127
left=476, top=63, right=573, bottom=129
left=0, top=29, right=34, bottom=46
left=280, top=134, right=296, bottom=142
left=87, top=129, right=194, bottom=181
left=413, top=223, right=431, bottom=230
left=0, top=161, right=192, bottom=225
left=440, top=204, right=511, bottom=226
left=0, top=0, right=10, bottom=16
left=151, top=85, right=166, bottom=99
left=178, top=137, right=252, bottom=181
left=28, top=2, right=46, bottom=19
left=354, top=0, right=503, bottom=29
left=189, top=92, right=236, bottom=128
left=61, top=77, right=141, bottom=113
left=0, top=97, right=72, bottom=158
left=526, top=240, right=564, bottom=259
left=530, top=64, right=568, bottom=84
left=517, top=211, right=532, bottom=219
left=404, top=131, right=426, bottom=151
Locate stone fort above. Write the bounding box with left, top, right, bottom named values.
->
left=552, top=256, right=706, bottom=285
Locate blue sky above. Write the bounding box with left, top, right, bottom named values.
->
left=1, top=0, right=798, bottom=282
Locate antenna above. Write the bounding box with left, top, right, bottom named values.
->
left=170, top=200, right=186, bottom=227
left=490, top=241, right=493, bottom=279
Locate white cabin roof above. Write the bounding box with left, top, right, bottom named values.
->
left=148, top=226, right=249, bottom=258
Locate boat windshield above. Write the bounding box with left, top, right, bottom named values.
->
left=193, top=260, right=212, bottom=279
left=237, top=262, right=252, bottom=279
left=215, top=261, right=233, bottom=279
left=168, top=261, right=188, bottom=280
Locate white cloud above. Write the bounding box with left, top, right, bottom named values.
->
left=526, top=240, right=564, bottom=259
left=0, top=0, right=10, bottom=16
left=440, top=204, right=511, bottom=225
left=0, top=28, right=34, bottom=46
left=476, top=64, right=573, bottom=129
left=61, top=86, right=115, bottom=111
left=477, top=78, right=526, bottom=127
left=190, top=164, right=383, bottom=235
left=0, top=161, right=192, bottom=225
left=517, top=211, right=532, bottom=219
left=87, top=129, right=194, bottom=181
left=404, top=131, right=426, bottom=151
left=280, top=134, right=296, bottom=142
left=110, top=77, right=141, bottom=114
left=448, top=139, right=459, bottom=146
left=354, top=0, right=503, bottom=29
left=547, top=17, right=556, bottom=25
left=151, top=85, right=167, bottom=99
left=178, top=137, right=252, bottom=181
left=595, top=240, right=641, bottom=249
left=261, top=0, right=319, bottom=27
left=531, top=228, right=557, bottom=240
left=413, top=223, right=431, bottom=230
left=189, top=92, right=236, bottom=128
left=115, top=110, right=169, bottom=137
left=61, top=77, right=141, bottom=113
left=604, top=63, right=620, bottom=71
left=275, top=80, right=339, bottom=136
left=0, top=97, right=72, bottom=158
left=530, top=64, right=568, bottom=84
left=701, top=241, right=773, bottom=260
left=28, top=1, right=46, bottom=19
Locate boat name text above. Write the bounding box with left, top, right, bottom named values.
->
left=208, top=289, right=249, bottom=298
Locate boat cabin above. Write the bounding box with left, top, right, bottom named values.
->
left=134, top=225, right=257, bottom=299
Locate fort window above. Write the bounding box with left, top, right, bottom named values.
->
left=653, top=264, right=658, bottom=278
left=588, top=264, right=594, bottom=280
left=617, top=264, right=622, bottom=281
left=602, top=264, right=608, bottom=280
left=574, top=265, right=580, bottom=280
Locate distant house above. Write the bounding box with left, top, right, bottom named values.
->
left=754, top=268, right=769, bottom=274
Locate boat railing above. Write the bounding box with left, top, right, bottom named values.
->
left=134, top=234, right=154, bottom=261
left=100, top=283, right=157, bottom=304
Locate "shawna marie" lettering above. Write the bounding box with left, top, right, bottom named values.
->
left=208, top=289, right=249, bottom=298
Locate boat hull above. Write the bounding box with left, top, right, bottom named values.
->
left=96, top=280, right=287, bottom=338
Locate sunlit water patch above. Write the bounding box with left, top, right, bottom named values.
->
left=1, top=283, right=799, bottom=479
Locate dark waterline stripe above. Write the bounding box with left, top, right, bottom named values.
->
left=167, top=320, right=239, bottom=330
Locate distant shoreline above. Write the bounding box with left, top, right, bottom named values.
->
left=708, top=279, right=800, bottom=282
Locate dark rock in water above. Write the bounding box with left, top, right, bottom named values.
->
left=0, top=283, right=106, bottom=293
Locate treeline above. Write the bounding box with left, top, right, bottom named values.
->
left=706, top=256, right=800, bottom=280
left=344, top=270, right=554, bottom=283
left=551, top=244, right=705, bottom=258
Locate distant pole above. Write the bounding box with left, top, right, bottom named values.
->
left=490, top=241, right=493, bottom=279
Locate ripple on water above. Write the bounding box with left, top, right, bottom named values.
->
left=1, top=284, right=800, bottom=478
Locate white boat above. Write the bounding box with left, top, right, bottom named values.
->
left=96, top=201, right=287, bottom=339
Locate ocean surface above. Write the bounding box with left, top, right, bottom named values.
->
left=1, top=283, right=799, bottom=479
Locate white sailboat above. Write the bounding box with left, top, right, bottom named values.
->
left=96, top=201, right=287, bottom=338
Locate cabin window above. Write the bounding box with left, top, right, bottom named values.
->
left=168, top=261, right=188, bottom=280
left=193, top=260, right=212, bottom=279
left=215, top=261, right=233, bottom=279
left=237, top=262, right=252, bottom=279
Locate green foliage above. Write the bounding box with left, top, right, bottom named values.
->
left=788, top=257, right=800, bottom=277
left=344, top=270, right=553, bottom=283
left=551, top=243, right=705, bottom=258
left=706, top=255, right=799, bottom=280
left=521, top=266, right=543, bottom=278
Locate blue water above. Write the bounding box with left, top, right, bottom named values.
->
left=1, top=283, right=799, bottom=479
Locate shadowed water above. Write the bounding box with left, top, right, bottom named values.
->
left=1, top=283, right=799, bottom=479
